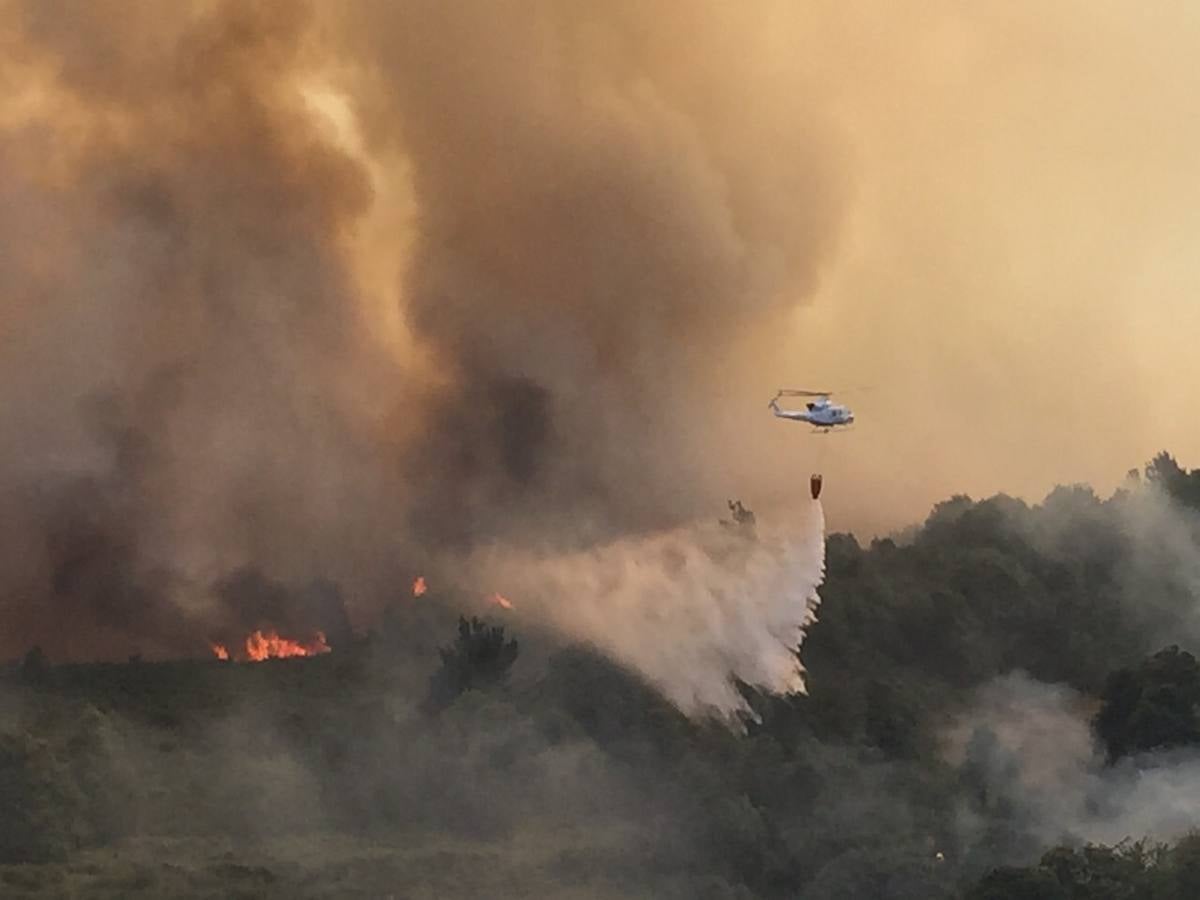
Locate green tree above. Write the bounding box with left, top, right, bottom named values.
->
left=1148, top=833, right=1200, bottom=899
left=1095, top=646, right=1200, bottom=762
left=1144, top=452, right=1200, bottom=509
left=965, top=841, right=1164, bottom=900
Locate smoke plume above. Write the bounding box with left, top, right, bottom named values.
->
left=0, top=0, right=845, bottom=668
left=6, top=0, right=1199, bottom=688
left=947, top=672, right=1200, bottom=851
left=0, top=0, right=409, bottom=659
left=470, top=500, right=826, bottom=718
left=338, top=0, right=845, bottom=545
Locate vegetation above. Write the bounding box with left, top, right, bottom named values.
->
left=966, top=837, right=1200, bottom=899
left=426, top=615, right=521, bottom=710
left=1095, top=646, right=1200, bottom=762
left=4, top=454, right=1200, bottom=896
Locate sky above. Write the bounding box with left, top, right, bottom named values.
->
left=751, top=2, right=1200, bottom=534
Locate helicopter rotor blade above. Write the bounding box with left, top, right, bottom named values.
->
left=776, top=388, right=833, bottom=397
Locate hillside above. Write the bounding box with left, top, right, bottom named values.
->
left=5, top=455, right=1200, bottom=898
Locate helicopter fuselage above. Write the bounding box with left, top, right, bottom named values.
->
left=769, top=397, right=854, bottom=428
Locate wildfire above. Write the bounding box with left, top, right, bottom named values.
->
left=209, top=630, right=331, bottom=662
left=413, top=575, right=427, bottom=597
left=488, top=592, right=514, bottom=611
left=245, top=629, right=330, bottom=660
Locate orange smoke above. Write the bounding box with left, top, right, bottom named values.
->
left=413, top=575, right=427, bottom=596
left=209, top=630, right=331, bottom=662
left=488, top=592, right=514, bottom=611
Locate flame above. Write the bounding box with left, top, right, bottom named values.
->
left=244, top=629, right=330, bottom=661
left=488, top=592, right=514, bottom=611
left=413, top=575, right=427, bottom=596
left=209, top=630, right=331, bottom=661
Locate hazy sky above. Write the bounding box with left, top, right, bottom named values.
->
left=749, top=2, right=1200, bottom=534
left=333, top=0, right=1200, bottom=537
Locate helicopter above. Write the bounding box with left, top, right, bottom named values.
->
left=768, top=389, right=855, bottom=430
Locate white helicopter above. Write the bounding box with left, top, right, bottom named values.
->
left=768, top=389, right=855, bottom=430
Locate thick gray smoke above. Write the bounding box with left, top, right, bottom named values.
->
left=946, top=672, right=1200, bottom=850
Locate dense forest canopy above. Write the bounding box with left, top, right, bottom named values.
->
left=4, top=452, right=1200, bottom=898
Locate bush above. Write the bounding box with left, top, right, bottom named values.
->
left=426, top=616, right=519, bottom=710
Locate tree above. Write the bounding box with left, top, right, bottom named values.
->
left=966, top=841, right=1163, bottom=900
left=19, top=645, right=49, bottom=684
left=425, top=616, right=519, bottom=710
left=720, top=499, right=756, bottom=538
left=1095, top=646, right=1200, bottom=762
left=1156, top=833, right=1200, bottom=898
left=1145, top=451, right=1200, bottom=510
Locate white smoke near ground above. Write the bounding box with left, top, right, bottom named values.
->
left=946, top=672, right=1200, bottom=851
left=1116, top=485, right=1200, bottom=649
left=468, top=500, right=826, bottom=719
left=1020, top=479, right=1200, bottom=658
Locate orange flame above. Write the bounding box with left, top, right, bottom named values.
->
left=209, top=630, right=330, bottom=662
left=488, top=592, right=514, bottom=611
left=244, top=629, right=330, bottom=661
left=413, top=575, right=427, bottom=597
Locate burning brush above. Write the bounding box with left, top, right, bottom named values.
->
left=210, top=629, right=331, bottom=662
